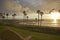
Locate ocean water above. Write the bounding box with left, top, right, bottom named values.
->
left=19, top=20, right=60, bottom=27
left=32, top=20, right=60, bottom=27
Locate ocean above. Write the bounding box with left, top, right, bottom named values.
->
left=19, top=19, right=60, bottom=27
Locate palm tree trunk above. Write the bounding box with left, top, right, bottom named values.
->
left=23, top=16, right=24, bottom=24
left=40, top=15, right=42, bottom=26
left=27, top=17, right=28, bottom=24
left=13, top=16, right=14, bottom=20
left=23, top=15, right=25, bottom=24
left=7, top=16, right=8, bottom=24
left=38, top=13, right=39, bottom=27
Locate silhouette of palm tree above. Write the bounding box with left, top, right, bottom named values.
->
left=40, top=11, right=44, bottom=26
left=23, top=11, right=27, bottom=24
left=12, top=13, right=16, bottom=20
left=35, top=18, right=37, bottom=23
left=27, top=16, right=28, bottom=23
left=37, top=10, right=40, bottom=26
left=37, top=10, right=44, bottom=26
left=6, top=13, right=9, bottom=23
left=49, top=9, right=54, bottom=13
left=40, top=12, right=44, bottom=21
left=6, top=13, right=9, bottom=20
left=0, top=13, right=3, bottom=18
left=2, top=16, right=5, bottom=20
left=23, top=11, right=27, bottom=16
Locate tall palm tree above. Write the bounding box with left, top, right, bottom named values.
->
left=6, top=13, right=9, bottom=23
left=23, top=11, right=27, bottom=24
left=2, top=15, right=5, bottom=22
left=40, top=11, right=44, bottom=26
left=37, top=10, right=40, bottom=26
left=6, top=13, right=9, bottom=20
left=40, top=12, right=44, bottom=21
left=37, top=10, right=44, bottom=26
left=35, top=18, right=37, bottom=23
left=0, top=13, right=3, bottom=18
left=23, top=11, right=27, bottom=17
left=49, top=9, right=54, bottom=14
left=12, top=13, right=16, bottom=20
left=2, top=16, right=5, bottom=20
left=27, top=16, right=28, bottom=23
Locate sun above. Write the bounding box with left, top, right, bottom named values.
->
left=51, top=12, right=60, bottom=23
left=51, top=12, right=59, bottom=19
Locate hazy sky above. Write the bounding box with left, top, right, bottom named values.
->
left=0, top=0, right=60, bottom=19
left=19, top=0, right=60, bottom=10
left=0, top=0, right=60, bottom=13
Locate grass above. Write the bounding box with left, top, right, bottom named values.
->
left=0, top=26, right=7, bottom=34
left=10, top=26, right=60, bottom=40
left=0, top=25, right=60, bottom=40
left=9, top=24, right=60, bottom=35
left=0, top=25, right=8, bottom=39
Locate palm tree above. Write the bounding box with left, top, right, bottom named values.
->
left=23, top=11, right=27, bottom=17
left=6, top=13, right=9, bottom=23
left=40, top=12, right=44, bottom=21
left=27, top=16, right=28, bottom=23
left=35, top=18, right=37, bottom=23
left=40, top=11, right=44, bottom=26
left=0, top=13, right=3, bottom=18
left=6, top=13, right=9, bottom=20
left=37, top=10, right=40, bottom=26
left=49, top=9, right=54, bottom=14
left=2, top=15, right=5, bottom=22
left=2, top=16, right=5, bottom=20
left=12, top=13, right=16, bottom=20
left=37, top=10, right=44, bottom=26
left=23, top=11, right=27, bottom=24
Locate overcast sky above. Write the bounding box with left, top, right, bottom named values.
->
left=0, top=0, right=60, bottom=13
left=0, top=0, right=60, bottom=19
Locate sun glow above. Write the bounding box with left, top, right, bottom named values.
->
left=51, top=12, right=60, bottom=23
